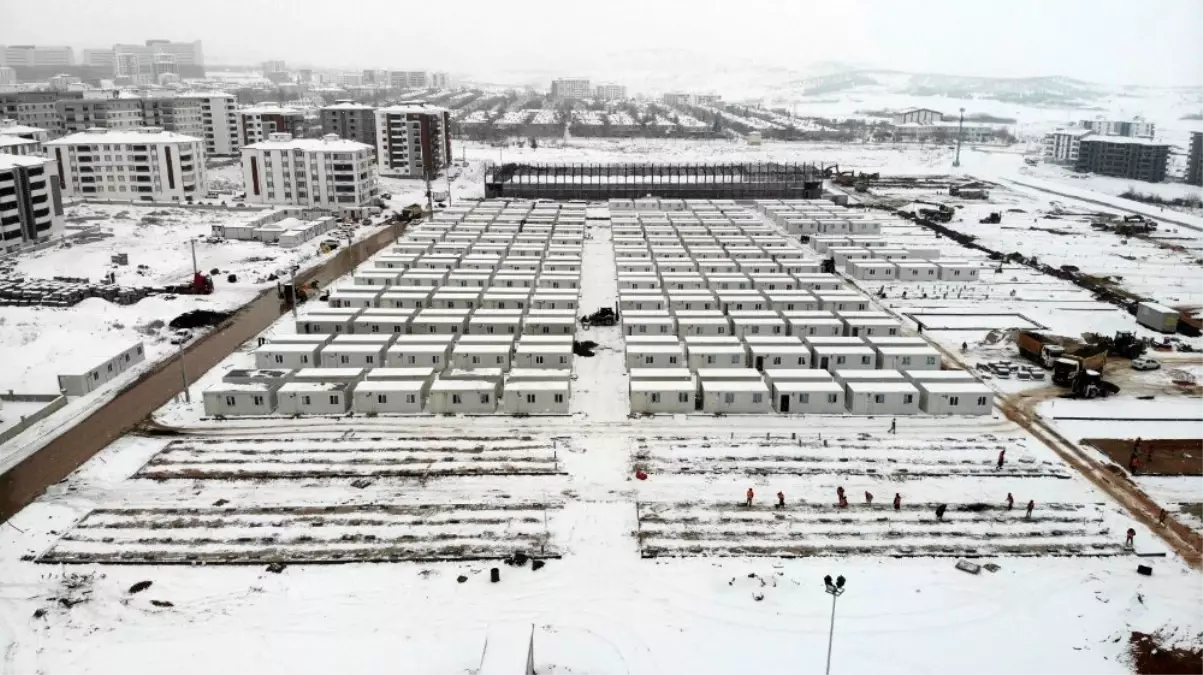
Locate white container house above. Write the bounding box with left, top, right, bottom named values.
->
left=290, top=368, right=365, bottom=386
left=749, top=344, right=811, bottom=370
left=768, top=292, right=818, bottom=312
left=507, top=368, right=572, bottom=383
left=630, top=378, right=697, bottom=414
left=320, top=343, right=387, bottom=369
left=700, top=379, right=771, bottom=414
left=833, top=369, right=907, bottom=387
left=845, top=259, right=898, bottom=281
left=514, top=343, right=574, bottom=369
left=687, top=344, right=749, bottom=369
left=480, top=291, right=532, bottom=310
left=626, top=344, right=685, bottom=369
left=354, top=269, right=401, bottom=287
left=812, top=345, right=876, bottom=372
left=426, top=379, right=499, bottom=414
left=904, top=370, right=979, bottom=384
left=936, top=263, right=980, bottom=281
left=379, top=290, right=434, bottom=310
left=363, top=367, right=436, bottom=382
left=275, top=381, right=352, bottom=415
left=452, top=343, right=513, bottom=371
left=771, top=380, right=845, bottom=414
left=523, top=315, right=576, bottom=336
left=843, top=318, right=902, bottom=338
left=628, top=367, right=694, bottom=382
left=731, top=316, right=787, bottom=338
left=352, top=314, right=413, bottom=336
left=352, top=380, right=429, bottom=414
left=624, top=315, right=678, bottom=337
left=202, top=382, right=279, bottom=417
left=895, top=261, right=939, bottom=281
left=763, top=369, right=835, bottom=386
left=864, top=336, right=928, bottom=349
left=469, top=314, right=522, bottom=336
left=815, top=294, right=871, bottom=313
left=327, top=289, right=383, bottom=309
left=915, top=381, right=994, bottom=416
left=410, top=313, right=470, bottom=335
left=254, top=343, right=320, bottom=370
left=386, top=343, right=451, bottom=369
left=503, top=380, right=570, bottom=414
left=787, top=316, right=845, bottom=338
left=876, top=346, right=942, bottom=371
left=296, top=308, right=362, bottom=334
left=845, top=381, right=920, bottom=415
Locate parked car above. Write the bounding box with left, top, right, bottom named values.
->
left=1131, top=357, right=1161, bottom=371
left=168, top=328, right=193, bottom=345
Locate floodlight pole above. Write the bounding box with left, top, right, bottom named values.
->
left=953, top=107, right=965, bottom=168
left=824, top=579, right=846, bottom=675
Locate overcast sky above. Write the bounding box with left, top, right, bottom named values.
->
left=3, top=0, right=1201, bottom=87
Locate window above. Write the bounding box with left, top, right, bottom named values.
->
left=302, top=395, right=311, bottom=405
left=224, top=396, right=235, bottom=406
left=645, top=355, right=654, bottom=365
left=901, top=356, right=912, bottom=366
left=668, top=356, right=678, bottom=365
left=406, top=394, right=416, bottom=404
left=452, top=393, right=462, bottom=404
left=253, top=395, right=264, bottom=406
left=828, top=394, right=838, bottom=404
left=678, top=392, right=689, bottom=403
left=862, top=356, right=871, bottom=365
left=651, top=392, right=661, bottom=403
left=329, top=395, right=339, bottom=404
left=480, top=394, right=490, bottom=404
left=800, top=393, right=810, bottom=403
left=836, top=356, right=846, bottom=365
left=554, top=393, right=564, bottom=403
left=752, top=393, right=763, bottom=403
left=377, top=394, right=388, bottom=403
left=874, top=394, right=885, bottom=404
left=772, top=356, right=782, bottom=366
left=526, top=393, right=536, bottom=404
left=949, top=396, right=959, bottom=405
left=407, top=355, right=417, bottom=365
left=977, top=396, right=988, bottom=406
left=536, top=355, right=545, bottom=365
left=724, top=393, right=735, bottom=404
left=904, top=394, right=914, bottom=404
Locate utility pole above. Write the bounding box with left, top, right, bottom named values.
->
left=289, top=264, right=299, bottom=318
left=823, top=574, right=847, bottom=675
left=953, top=107, right=965, bottom=168
left=177, top=349, right=191, bottom=403
left=189, top=239, right=198, bottom=275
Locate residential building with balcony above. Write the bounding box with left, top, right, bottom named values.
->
left=0, top=119, right=50, bottom=153
left=241, top=133, right=377, bottom=210
left=551, top=78, right=591, bottom=99
left=0, top=92, right=68, bottom=136
left=375, top=103, right=450, bottom=178
left=0, top=153, right=64, bottom=254
left=57, top=97, right=144, bottom=133
left=0, top=45, right=74, bottom=67
left=1186, top=132, right=1202, bottom=187
left=1074, top=136, right=1170, bottom=183
left=184, top=92, right=239, bottom=156
left=46, top=127, right=205, bottom=202
left=237, top=103, right=306, bottom=146
left=321, top=100, right=377, bottom=150
left=1080, top=119, right=1155, bottom=139
left=135, top=95, right=204, bottom=138
left=1043, top=128, right=1094, bottom=165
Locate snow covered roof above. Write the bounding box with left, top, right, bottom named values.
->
left=773, top=380, right=843, bottom=393
left=702, top=379, right=769, bottom=392
left=631, top=379, right=694, bottom=392
left=1078, top=135, right=1169, bottom=147
left=46, top=128, right=203, bottom=145
left=239, top=104, right=305, bottom=115
left=354, top=380, right=425, bottom=392
left=0, top=121, right=46, bottom=136
left=0, top=153, right=49, bottom=171
left=244, top=135, right=372, bottom=153
left=377, top=103, right=448, bottom=115
left=429, top=379, right=495, bottom=392
left=279, top=381, right=348, bottom=393
left=505, top=380, right=569, bottom=392
left=915, top=381, right=993, bottom=395
left=845, top=381, right=920, bottom=394
left=1051, top=128, right=1095, bottom=138
left=323, top=101, right=376, bottom=111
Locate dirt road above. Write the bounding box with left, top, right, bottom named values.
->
left=0, top=223, right=407, bottom=522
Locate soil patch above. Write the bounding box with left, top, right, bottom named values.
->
left=1083, top=438, right=1203, bottom=476
left=1128, top=631, right=1203, bottom=675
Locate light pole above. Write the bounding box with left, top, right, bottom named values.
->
left=823, top=574, right=847, bottom=675
left=953, top=107, right=965, bottom=168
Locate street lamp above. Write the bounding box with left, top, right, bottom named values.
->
left=953, top=107, right=965, bottom=168
left=823, top=574, right=847, bottom=675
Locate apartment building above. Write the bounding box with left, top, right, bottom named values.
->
left=58, top=97, right=144, bottom=133
left=136, top=96, right=204, bottom=138
left=321, top=101, right=377, bottom=149
left=0, top=67, right=15, bottom=86
left=184, top=92, right=240, bottom=156
left=81, top=49, right=116, bottom=71
left=551, top=78, right=592, bottom=99
left=389, top=71, right=428, bottom=89
left=595, top=84, right=627, bottom=101
left=241, top=133, right=378, bottom=210
left=1080, top=119, right=1155, bottom=139
left=47, top=127, right=205, bottom=202
left=662, top=92, right=722, bottom=106
left=262, top=60, right=287, bottom=74
left=0, top=92, right=67, bottom=136
left=0, top=153, right=63, bottom=254
left=1074, top=136, right=1170, bottom=183
left=1042, top=128, right=1094, bottom=165
left=1187, top=131, right=1202, bottom=187
left=237, top=103, right=306, bottom=146
left=431, top=72, right=449, bottom=89
left=0, top=45, right=74, bottom=67
left=375, top=103, right=450, bottom=178
left=112, top=40, right=205, bottom=77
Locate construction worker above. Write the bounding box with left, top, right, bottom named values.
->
left=997, top=449, right=1006, bottom=470
left=746, top=487, right=754, bottom=508
left=1025, top=499, right=1035, bottom=519
left=777, top=491, right=785, bottom=509
left=1006, top=493, right=1014, bottom=510
left=893, top=493, right=901, bottom=511
left=1131, top=455, right=1142, bottom=474
left=889, top=418, right=897, bottom=434
left=1158, top=508, right=1168, bottom=526
left=1125, top=527, right=1136, bottom=548
left=935, top=504, right=947, bottom=521
left=864, top=491, right=874, bottom=505
left=836, top=486, right=845, bottom=501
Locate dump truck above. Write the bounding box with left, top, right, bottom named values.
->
left=1017, top=330, right=1108, bottom=385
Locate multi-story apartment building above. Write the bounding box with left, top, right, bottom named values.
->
left=57, top=97, right=144, bottom=133
left=594, top=84, right=627, bottom=101
left=81, top=49, right=116, bottom=71
left=184, top=92, right=239, bottom=156
left=47, top=127, right=205, bottom=202
left=1187, top=132, right=1202, bottom=187
left=0, top=117, right=46, bottom=155
left=0, top=66, right=15, bottom=86
left=111, top=40, right=205, bottom=78
left=0, top=45, right=74, bottom=67
left=0, top=92, right=68, bottom=136
left=49, top=74, right=82, bottom=91
left=1080, top=119, right=1155, bottom=139
left=1043, top=128, right=1094, bottom=165
left=237, top=104, right=306, bottom=146
left=374, top=103, right=450, bottom=179
left=136, top=96, right=204, bottom=138
left=262, top=60, right=287, bottom=75
left=431, top=72, right=449, bottom=89
left=1074, top=136, right=1170, bottom=183
left=389, top=71, right=428, bottom=90
left=0, top=119, right=50, bottom=145
left=551, top=78, right=591, bottom=99
left=321, top=101, right=377, bottom=149
left=241, top=133, right=377, bottom=210
left=0, top=153, right=64, bottom=254
left=694, top=94, right=722, bottom=106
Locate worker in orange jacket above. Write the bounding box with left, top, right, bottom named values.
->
left=746, top=487, right=754, bottom=507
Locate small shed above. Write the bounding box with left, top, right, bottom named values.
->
left=275, top=381, right=352, bottom=415
left=630, top=378, right=697, bottom=414
left=254, top=343, right=320, bottom=370
left=876, top=346, right=942, bottom=371
left=202, top=382, right=279, bottom=417
left=386, top=343, right=452, bottom=369
left=452, top=343, right=513, bottom=371
left=700, top=378, right=771, bottom=414
left=844, top=381, right=920, bottom=415
left=352, top=380, right=429, bottom=414
left=915, top=381, right=993, bottom=415
left=426, top=379, right=499, bottom=414
left=626, top=344, right=685, bottom=369
left=771, top=380, right=845, bottom=414
left=503, top=380, right=570, bottom=414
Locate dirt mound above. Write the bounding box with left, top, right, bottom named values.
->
left=573, top=340, right=598, bottom=357
left=1128, top=631, right=1203, bottom=674
left=169, top=309, right=232, bottom=330
left=1083, top=438, right=1203, bottom=476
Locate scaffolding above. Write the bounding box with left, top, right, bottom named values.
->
left=484, top=162, right=829, bottom=200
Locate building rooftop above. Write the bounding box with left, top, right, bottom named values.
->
left=354, top=380, right=426, bottom=392
left=377, top=103, right=448, bottom=115
left=845, top=381, right=920, bottom=394
left=244, top=134, right=372, bottom=153
left=915, top=381, right=993, bottom=394
left=0, top=121, right=47, bottom=136
left=46, top=127, right=203, bottom=145
left=505, top=380, right=569, bottom=392
left=1079, top=135, right=1170, bottom=147
left=0, top=153, right=48, bottom=170
left=323, top=101, right=376, bottom=111
left=773, top=380, right=844, bottom=393
left=239, top=104, right=306, bottom=115
left=631, top=379, right=695, bottom=392
left=701, top=379, right=769, bottom=392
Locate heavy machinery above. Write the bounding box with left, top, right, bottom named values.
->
left=913, top=200, right=954, bottom=223
left=1017, top=330, right=1109, bottom=387
left=165, top=272, right=213, bottom=295
left=949, top=184, right=989, bottom=199
left=979, top=212, right=1002, bottom=224
left=278, top=280, right=311, bottom=309
left=580, top=307, right=618, bottom=328
left=1084, top=330, right=1147, bottom=359
left=399, top=204, right=425, bottom=222
left=1058, top=363, right=1105, bottom=398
